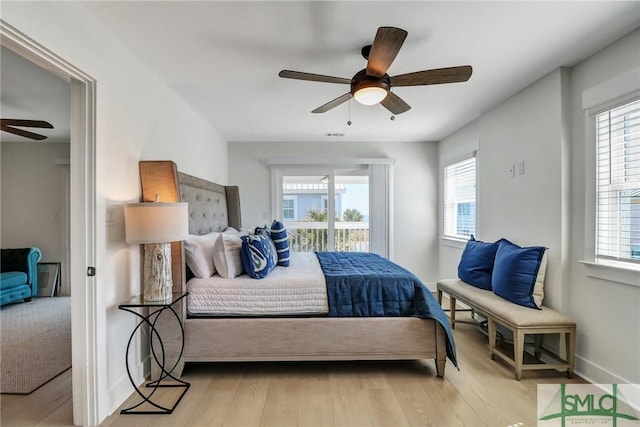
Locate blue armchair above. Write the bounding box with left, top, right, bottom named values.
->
left=1, top=247, right=42, bottom=306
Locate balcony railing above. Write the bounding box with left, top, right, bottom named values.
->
left=285, top=221, right=370, bottom=252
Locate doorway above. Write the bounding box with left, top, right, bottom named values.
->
left=1, top=21, right=97, bottom=426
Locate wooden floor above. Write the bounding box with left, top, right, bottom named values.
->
left=1, top=312, right=586, bottom=427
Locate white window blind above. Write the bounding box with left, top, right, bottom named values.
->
left=444, top=156, right=476, bottom=239
left=596, top=98, right=640, bottom=262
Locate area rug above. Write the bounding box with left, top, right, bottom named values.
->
left=1, top=297, right=71, bottom=394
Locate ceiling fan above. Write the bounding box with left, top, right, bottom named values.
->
left=279, top=26, right=472, bottom=115
left=0, top=119, right=54, bottom=141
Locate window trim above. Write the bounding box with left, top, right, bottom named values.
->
left=592, top=98, right=640, bottom=264
left=580, top=73, right=640, bottom=283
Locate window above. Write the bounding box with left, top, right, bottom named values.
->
left=282, top=196, right=297, bottom=221
left=444, top=156, right=476, bottom=239
left=595, top=98, right=640, bottom=262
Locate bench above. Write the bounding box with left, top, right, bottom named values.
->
left=436, top=278, right=576, bottom=380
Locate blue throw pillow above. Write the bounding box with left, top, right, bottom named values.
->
left=457, top=235, right=500, bottom=290
left=270, top=219, right=290, bottom=267
left=491, top=239, right=547, bottom=309
left=254, top=224, right=269, bottom=236
left=240, top=235, right=278, bottom=279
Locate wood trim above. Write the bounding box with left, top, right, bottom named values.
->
left=139, top=161, right=179, bottom=203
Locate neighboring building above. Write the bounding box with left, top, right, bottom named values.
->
left=282, top=183, right=346, bottom=221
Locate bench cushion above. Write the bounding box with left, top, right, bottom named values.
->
left=437, top=279, right=575, bottom=328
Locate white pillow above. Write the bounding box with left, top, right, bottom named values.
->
left=213, top=231, right=246, bottom=278
left=532, top=250, right=548, bottom=308
left=184, top=232, right=220, bottom=278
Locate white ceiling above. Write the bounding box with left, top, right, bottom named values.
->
left=2, top=2, right=640, bottom=145
left=0, top=46, right=70, bottom=144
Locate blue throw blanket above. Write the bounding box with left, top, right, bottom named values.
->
left=315, top=251, right=457, bottom=368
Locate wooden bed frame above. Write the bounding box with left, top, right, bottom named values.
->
left=139, top=161, right=448, bottom=379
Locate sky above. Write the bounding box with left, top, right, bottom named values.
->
left=342, top=183, right=369, bottom=216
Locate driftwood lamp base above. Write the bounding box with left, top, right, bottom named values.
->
left=143, top=242, right=173, bottom=302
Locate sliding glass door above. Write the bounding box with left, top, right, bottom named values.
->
left=280, top=171, right=370, bottom=252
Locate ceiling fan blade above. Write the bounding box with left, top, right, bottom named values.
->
left=366, top=27, right=408, bottom=78
left=390, top=66, right=473, bottom=87
left=380, top=91, right=411, bottom=115
left=279, top=70, right=350, bottom=85
left=312, top=93, right=352, bottom=113
left=0, top=119, right=54, bottom=129
left=0, top=124, right=48, bottom=140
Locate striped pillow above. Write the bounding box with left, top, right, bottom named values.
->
left=270, top=220, right=290, bottom=267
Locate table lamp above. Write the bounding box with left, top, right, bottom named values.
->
left=124, top=202, right=189, bottom=302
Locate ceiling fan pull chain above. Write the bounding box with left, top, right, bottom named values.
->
left=347, top=98, right=352, bottom=126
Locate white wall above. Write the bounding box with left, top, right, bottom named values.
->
left=229, top=140, right=440, bottom=283
left=1, top=141, right=70, bottom=293
left=438, top=29, right=640, bottom=386
left=2, top=2, right=229, bottom=423
left=439, top=68, right=568, bottom=308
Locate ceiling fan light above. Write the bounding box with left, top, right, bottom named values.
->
left=353, top=86, right=388, bottom=105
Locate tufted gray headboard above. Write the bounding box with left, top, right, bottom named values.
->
left=177, top=171, right=242, bottom=235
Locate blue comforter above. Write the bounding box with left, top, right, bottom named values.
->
left=315, top=251, right=457, bottom=367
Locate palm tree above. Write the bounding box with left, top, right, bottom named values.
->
left=343, top=208, right=364, bottom=222
left=304, top=208, right=328, bottom=222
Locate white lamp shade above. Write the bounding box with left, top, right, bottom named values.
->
left=353, top=86, right=388, bottom=105
left=124, top=202, right=189, bottom=244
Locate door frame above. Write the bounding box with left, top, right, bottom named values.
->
left=1, top=20, right=99, bottom=426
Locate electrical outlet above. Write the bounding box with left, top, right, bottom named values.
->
left=507, top=164, right=515, bottom=178
left=106, top=207, right=116, bottom=227
left=517, top=160, right=525, bottom=175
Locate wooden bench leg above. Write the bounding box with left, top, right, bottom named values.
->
left=534, top=334, right=543, bottom=359
left=566, top=329, right=576, bottom=379
left=488, top=317, right=496, bottom=360
left=514, top=329, right=525, bottom=381
left=437, top=289, right=443, bottom=305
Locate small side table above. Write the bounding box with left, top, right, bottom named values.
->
left=118, top=292, right=190, bottom=415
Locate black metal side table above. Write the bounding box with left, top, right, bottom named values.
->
left=118, top=292, right=190, bottom=415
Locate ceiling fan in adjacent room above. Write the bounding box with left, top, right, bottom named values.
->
left=0, top=119, right=54, bottom=140
left=279, top=26, right=473, bottom=115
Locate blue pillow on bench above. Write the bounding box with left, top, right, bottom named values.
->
left=457, top=235, right=500, bottom=290
left=491, top=239, right=547, bottom=309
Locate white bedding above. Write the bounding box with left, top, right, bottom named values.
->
left=187, top=252, right=328, bottom=316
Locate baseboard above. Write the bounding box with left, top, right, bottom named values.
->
left=108, top=357, right=148, bottom=415
left=574, top=354, right=639, bottom=386
left=538, top=349, right=640, bottom=408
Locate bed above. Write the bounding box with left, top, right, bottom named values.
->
left=139, top=161, right=455, bottom=379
